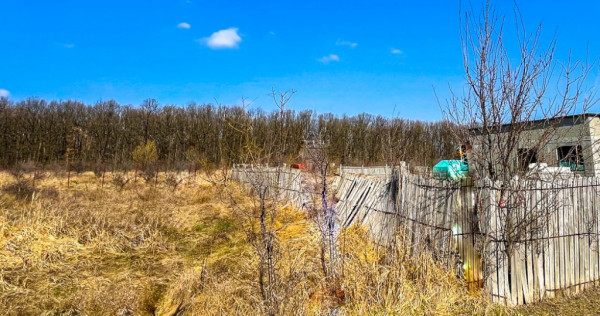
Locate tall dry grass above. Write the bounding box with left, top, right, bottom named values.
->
left=0, top=171, right=511, bottom=315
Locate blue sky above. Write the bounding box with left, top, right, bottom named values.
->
left=1, top=0, right=599, bottom=120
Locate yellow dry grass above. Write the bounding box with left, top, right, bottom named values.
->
left=0, top=170, right=573, bottom=315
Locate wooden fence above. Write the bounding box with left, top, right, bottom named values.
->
left=231, top=164, right=600, bottom=306
left=231, top=164, right=307, bottom=209
left=334, top=171, right=600, bottom=306
left=334, top=173, right=400, bottom=245
left=333, top=173, right=476, bottom=279
left=339, top=164, right=396, bottom=180
left=483, top=177, right=600, bottom=305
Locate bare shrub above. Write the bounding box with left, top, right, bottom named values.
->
left=165, top=172, right=184, bottom=191
left=141, top=167, right=156, bottom=184
left=7, top=165, right=25, bottom=181
left=70, top=160, right=86, bottom=174
left=33, top=170, right=46, bottom=183
left=3, top=180, right=36, bottom=200
left=19, top=160, right=38, bottom=173
left=112, top=172, right=131, bottom=191
left=93, top=163, right=105, bottom=178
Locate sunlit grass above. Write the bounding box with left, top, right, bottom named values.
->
left=0, top=170, right=571, bottom=315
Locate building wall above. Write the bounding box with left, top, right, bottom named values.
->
left=587, top=117, right=600, bottom=176
left=471, top=118, right=599, bottom=176
left=524, top=121, right=591, bottom=174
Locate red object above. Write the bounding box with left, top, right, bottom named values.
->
left=291, top=164, right=303, bottom=169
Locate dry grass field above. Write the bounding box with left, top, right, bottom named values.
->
left=0, top=170, right=598, bottom=315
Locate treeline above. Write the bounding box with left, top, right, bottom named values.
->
left=0, top=98, right=456, bottom=169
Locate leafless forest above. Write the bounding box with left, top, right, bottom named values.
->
left=0, top=97, right=455, bottom=170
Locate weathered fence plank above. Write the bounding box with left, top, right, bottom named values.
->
left=231, top=164, right=307, bottom=210
left=233, top=164, right=600, bottom=306
left=333, top=169, right=600, bottom=306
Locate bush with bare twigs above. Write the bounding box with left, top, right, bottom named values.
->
left=112, top=172, right=131, bottom=191
left=165, top=172, right=184, bottom=190
left=2, top=179, right=36, bottom=201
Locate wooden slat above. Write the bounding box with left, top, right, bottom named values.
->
left=588, top=178, right=600, bottom=281
left=321, top=167, right=600, bottom=306
left=552, top=180, right=560, bottom=295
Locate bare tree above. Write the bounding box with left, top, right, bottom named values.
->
left=446, top=0, right=596, bottom=181
left=444, top=0, right=598, bottom=296
left=216, top=91, right=298, bottom=315
left=302, top=136, right=345, bottom=303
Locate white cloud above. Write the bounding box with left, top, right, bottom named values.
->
left=269, top=31, right=276, bottom=36
left=177, top=22, right=191, bottom=29
left=199, top=27, right=242, bottom=49
left=391, top=48, right=403, bottom=54
left=317, top=54, right=340, bottom=64
left=336, top=40, right=357, bottom=48
left=0, top=89, right=10, bottom=98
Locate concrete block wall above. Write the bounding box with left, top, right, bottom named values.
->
left=471, top=117, right=600, bottom=177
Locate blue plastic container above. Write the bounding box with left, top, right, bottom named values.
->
left=433, top=160, right=468, bottom=181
